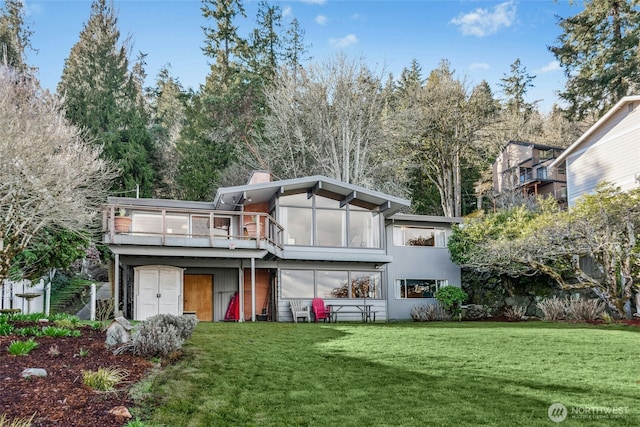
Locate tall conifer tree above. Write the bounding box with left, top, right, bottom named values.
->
left=58, top=0, right=156, bottom=196
left=0, top=0, right=33, bottom=73
left=550, top=0, right=640, bottom=120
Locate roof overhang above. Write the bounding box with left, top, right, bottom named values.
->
left=550, top=95, right=640, bottom=169
left=389, top=213, right=463, bottom=224
left=213, top=175, right=410, bottom=216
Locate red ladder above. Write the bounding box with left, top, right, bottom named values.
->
left=224, top=292, right=239, bottom=322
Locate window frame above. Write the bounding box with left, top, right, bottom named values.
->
left=280, top=268, right=384, bottom=300
left=392, top=225, right=447, bottom=247
left=278, top=192, right=381, bottom=249
left=395, top=278, right=448, bottom=299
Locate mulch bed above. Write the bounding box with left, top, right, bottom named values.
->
left=0, top=323, right=152, bottom=426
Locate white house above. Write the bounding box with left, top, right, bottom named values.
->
left=550, top=95, right=640, bottom=206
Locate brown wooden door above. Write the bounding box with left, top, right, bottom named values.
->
left=184, top=275, right=213, bottom=321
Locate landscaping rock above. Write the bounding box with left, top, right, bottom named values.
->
left=108, top=406, right=132, bottom=418
left=105, top=316, right=135, bottom=348
left=22, top=368, right=47, bottom=378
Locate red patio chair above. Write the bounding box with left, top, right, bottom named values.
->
left=312, top=298, right=331, bottom=323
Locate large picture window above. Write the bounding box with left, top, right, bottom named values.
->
left=281, top=270, right=314, bottom=298
left=349, top=209, right=380, bottom=248
left=281, top=269, right=382, bottom=299
left=316, top=270, right=348, bottom=299
left=396, top=279, right=447, bottom=299
left=316, top=209, right=346, bottom=247
left=393, top=226, right=446, bottom=247
left=279, top=193, right=381, bottom=248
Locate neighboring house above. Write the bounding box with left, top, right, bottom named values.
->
left=550, top=95, right=640, bottom=206
left=103, top=172, right=462, bottom=322
left=492, top=141, right=567, bottom=203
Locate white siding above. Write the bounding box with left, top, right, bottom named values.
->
left=567, top=106, right=640, bottom=206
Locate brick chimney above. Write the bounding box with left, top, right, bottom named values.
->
left=247, top=170, right=271, bottom=185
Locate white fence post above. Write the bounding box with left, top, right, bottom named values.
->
left=90, top=283, right=96, bottom=321
left=45, top=282, right=51, bottom=317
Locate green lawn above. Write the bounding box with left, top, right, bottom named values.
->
left=132, top=321, right=640, bottom=426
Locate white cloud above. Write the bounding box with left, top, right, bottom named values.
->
left=450, top=1, right=517, bottom=37
left=329, top=34, right=359, bottom=48
left=283, top=6, right=292, bottom=17
left=315, top=15, right=328, bottom=25
left=351, top=13, right=365, bottom=22
left=302, top=0, right=326, bottom=4
left=21, top=0, right=41, bottom=16
left=469, top=62, right=490, bottom=71
left=539, top=60, right=560, bottom=73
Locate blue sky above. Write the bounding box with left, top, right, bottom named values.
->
left=23, top=0, right=582, bottom=112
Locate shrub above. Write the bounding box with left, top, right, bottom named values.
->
left=146, top=314, right=198, bottom=341
left=126, top=314, right=197, bottom=358
left=82, top=367, right=129, bottom=391
left=9, top=313, right=43, bottom=322
left=48, top=313, right=80, bottom=323
left=435, top=286, right=468, bottom=319
left=41, top=326, right=80, bottom=337
left=504, top=305, right=526, bottom=321
left=0, top=323, right=14, bottom=336
left=411, top=303, right=451, bottom=321
left=7, top=339, right=38, bottom=356
left=53, top=318, right=79, bottom=329
left=96, top=299, right=115, bottom=322
left=537, top=296, right=567, bottom=321
left=132, top=323, right=183, bottom=358
left=15, top=327, right=42, bottom=337
left=567, top=298, right=606, bottom=321
left=0, top=413, right=35, bottom=427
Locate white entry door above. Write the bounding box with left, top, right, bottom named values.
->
left=134, top=265, right=183, bottom=320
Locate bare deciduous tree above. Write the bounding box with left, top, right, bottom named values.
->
left=246, top=54, right=397, bottom=191
left=0, top=66, right=116, bottom=281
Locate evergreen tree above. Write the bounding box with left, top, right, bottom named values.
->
left=0, top=0, right=33, bottom=73
left=57, top=0, right=156, bottom=197
left=248, top=1, right=283, bottom=80
left=148, top=66, right=186, bottom=198
left=175, top=90, right=237, bottom=200
left=394, top=59, right=423, bottom=109
left=499, top=58, right=536, bottom=116
left=282, top=17, right=311, bottom=77
left=201, top=0, right=248, bottom=90
left=549, top=0, right=640, bottom=120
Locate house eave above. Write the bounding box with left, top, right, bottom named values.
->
left=550, top=95, right=640, bottom=168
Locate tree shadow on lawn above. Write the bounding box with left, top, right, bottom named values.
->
left=296, top=354, right=607, bottom=426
